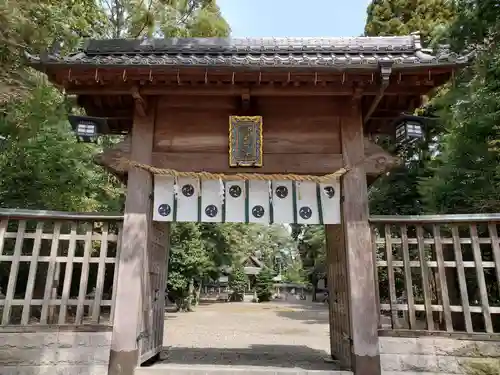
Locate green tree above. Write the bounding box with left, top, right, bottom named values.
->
left=0, top=0, right=107, bottom=103
left=198, top=223, right=234, bottom=281
left=290, top=224, right=325, bottom=288
left=102, top=0, right=229, bottom=38
left=167, top=222, right=210, bottom=311
left=283, top=258, right=307, bottom=285
left=0, top=0, right=120, bottom=311
left=366, top=0, right=500, bottom=327
left=0, top=0, right=231, bottom=211
left=249, top=224, right=295, bottom=269
left=420, top=59, right=500, bottom=214
left=364, top=0, right=455, bottom=46
left=0, top=0, right=231, bottom=310
left=229, top=264, right=247, bottom=302
left=420, top=0, right=500, bottom=214
left=364, top=0, right=457, bottom=216
left=255, top=267, right=275, bottom=302
left=446, top=0, right=500, bottom=51
left=0, top=75, right=123, bottom=213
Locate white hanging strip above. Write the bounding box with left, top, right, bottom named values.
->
left=319, top=179, right=341, bottom=224
left=153, top=175, right=175, bottom=222
left=248, top=180, right=270, bottom=224
left=295, top=181, right=320, bottom=224
left=224, top=180, right=246, bottom=223
left=271, top=181, right=294, bottom=224
left=176, top=177, right=200, bottom=222
left=201, top=179, right=223, bottom=223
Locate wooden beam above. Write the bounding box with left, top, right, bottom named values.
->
left=340, top=98, right=381, bottom=374
left=155, top=153, right=348, bottom=174
left=241, top=89, right=251, bottom=112
left=364, top=64, right=392, bottom=124
left=68, top=83, right=435, bottom=97
left=108, top=100, right=155, bottom=375
left=96, top=144, right=396, bottom=177
left=131, top=87, right=147, bottom=117
left=98, top=151, right=346, bottom=175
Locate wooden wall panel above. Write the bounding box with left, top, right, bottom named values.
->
left=154, top=96, right=342, bottom=155
left=152, top=152, right=343, bottom=175
left=257, top=97, right=341, bottom=154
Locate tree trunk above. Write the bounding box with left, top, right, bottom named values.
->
left=185, top=279, right=194, bottom=311
left=193, top=281, right=201, bottom=306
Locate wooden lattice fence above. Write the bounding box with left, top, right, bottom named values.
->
left=0, top=209, right=123, bottom=326
left=371, top=214, right=500, bottom=334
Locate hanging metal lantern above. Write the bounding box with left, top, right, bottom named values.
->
left=394, top=115, right=425, bottom=145
left=68, top=115, right=109, bottom=143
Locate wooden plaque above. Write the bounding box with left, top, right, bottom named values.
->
left=229, top=116, right=263, bottom=167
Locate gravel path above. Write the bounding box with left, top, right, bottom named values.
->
left=160, top=299, right=340, bottom=371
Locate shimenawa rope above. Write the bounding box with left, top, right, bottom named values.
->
left=117, top=155, right=390, bottom=183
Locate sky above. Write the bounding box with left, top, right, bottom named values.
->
left=216, top=0, right=371, bottom=38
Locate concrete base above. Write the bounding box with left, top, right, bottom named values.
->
left=379, top=335, right=500, bottom=374
left=0, top=326, right=112, bottom=375
left=135, top=364, right=353, bottom=375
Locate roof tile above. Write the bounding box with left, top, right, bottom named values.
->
left=27, top=35, right=468, bottom=70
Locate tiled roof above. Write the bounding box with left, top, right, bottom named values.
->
left=27, top=34, right=468, bottom=70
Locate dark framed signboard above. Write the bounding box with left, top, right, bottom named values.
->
left=229, top=116, right=263, bottom=167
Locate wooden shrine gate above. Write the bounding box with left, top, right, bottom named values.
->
left=27, top=34, right=467, bottom=375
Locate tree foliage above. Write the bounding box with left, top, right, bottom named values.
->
left=364, top=0, right=455, bottom=46
left=282, top=257, right=307, bottom=285
left=102, top=0, right=229, bottom=38
left=229, top=264, right=247, bottom=301
left=446, top=0, right=500, bottom=51
left=251, top=224, right=295, bottom=268
left=419, top=0, right=500, bottom=214
left=167, top=222, right=210, bottom=309
left=420, top=55, right=500, bottom=213
left=0, top=0, right=107, bottom=102
left=255, top=267, right=274, bottom=302
left=365, top=0, right=500, bottom=321
left=290, top=224, right=325, bottom=287
left=365, top=0, right=500, bottom=216
left=365, top=0, right=457, bottom=216
left=0, top=0, right=235, bottom=310
left=166, top=222, right=297, bottom=308
left=0, top=82, right=124, bottom=211
left=0, top=0, right=231, bottom=213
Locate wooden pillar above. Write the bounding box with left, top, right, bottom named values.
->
left=342, top=98, right=380, bottom=374
left=108, top=104, right=155, bottom=375
left=326, top=98, right=380, bottom=374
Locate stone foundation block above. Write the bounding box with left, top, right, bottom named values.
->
left=380, top=335, right=500, bottom=374
left=0, top=326, right=112, bottom=375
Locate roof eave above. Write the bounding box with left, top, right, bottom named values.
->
left=25, top=59, right=469, bottom=72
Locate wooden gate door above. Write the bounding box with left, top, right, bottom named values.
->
left=139, top=221, right=170, bottom=364
left=325, top=224, right=352, bottom=369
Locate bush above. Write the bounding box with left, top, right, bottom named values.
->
left=255, top=267, right=274, bottom=302
left=229, top=265, right=247, bottom=302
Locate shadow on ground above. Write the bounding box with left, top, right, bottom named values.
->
left=273, top=301, right=330, bottom=325
left=197, top=299, right=229, bottom=306
left=157, top=345, right=340, bottom=371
